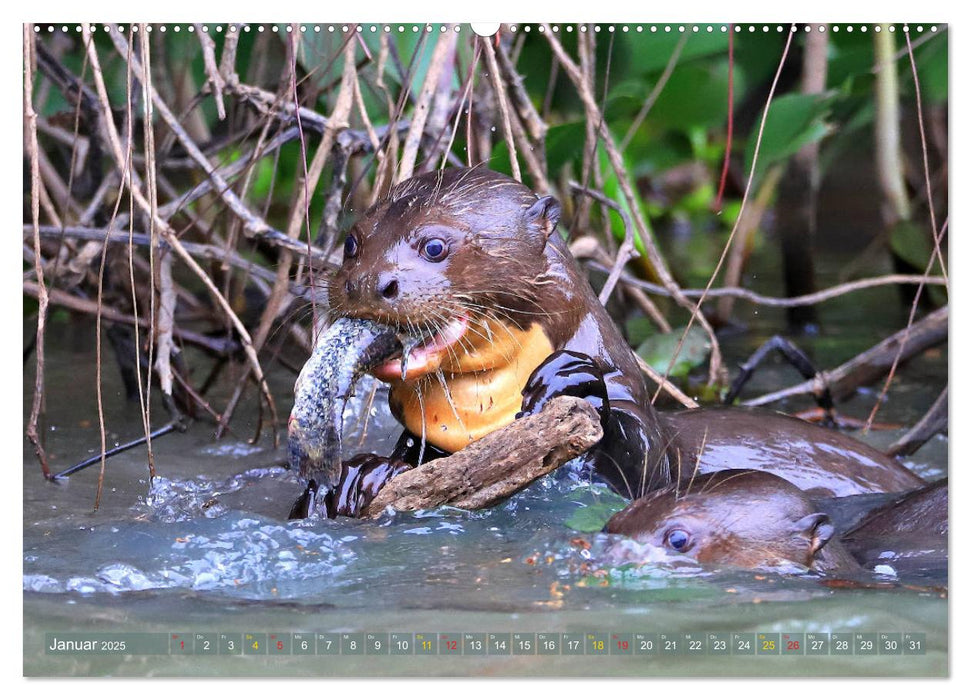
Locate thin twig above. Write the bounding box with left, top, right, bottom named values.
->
left=439, top=42, right=479, bottom=170
left=51, top=422, right=181, bottom=480
left=139, top=25, right=162, bottom=478
left=24, top=25, right=51, bottom=478
left=587, top=263, right=946, bottom=308
left=635, top=355, right=699, bottom=409
left=568, top=182, right=639, bottom=305
left=620, top=31, right=688, bottom=151
left=218, top=25, right=242, bottom=85
left=481, top=36, right=521, bottom=182
left=714, top=26, right=735, bottom=211
left=398, top=28, right=457, bottom=181
left=194, top=23, right=226, bottom=120
left=904, top=29, right=948, bottom=288
left=542, top=25, right=723, bottom=388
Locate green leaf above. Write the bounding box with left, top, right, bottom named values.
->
left=625, top=317, right=654, bottom=347
left=610, top=62, right=739, bottom=135
left=827, top=31, right=877, bottom=89
left=621, top=128, right=695, bottom=177
left=565, top=496, right=627, bottom=533
left=543, top=121, right=588, bottom=176
left=913, top=32, right=948, bottom=104
left=890, top=220, right=946, bottom=274
left=636, top=324, right=711, bottom=379
left=744, top=92, right=835, bottom=179
left=622, top=31, right=730, bottom=76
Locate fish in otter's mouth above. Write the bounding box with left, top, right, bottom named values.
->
left=286, top=314, right=470, bottom=514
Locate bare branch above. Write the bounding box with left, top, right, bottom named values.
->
left=542, top=25, right=724, bottom=388
left=495, top=40, right=548, bottom=144
left=569, top=182, right=639, bottom=305
left=398, top=28, right=458, bottom=181
left=481, top=36, right=521, bottom=182
left=745, top=306, right=947, bottom=408
left=24, top=25, right=51, bottom=478
left=83, top=25, right=280, bottom=444
left=194, top=24, right=226, bottom=120
left=586, top=262, right=947, bottom=309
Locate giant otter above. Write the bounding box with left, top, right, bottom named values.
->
left=290, top=167, right=924, bottom=518
left=841, top=480, right=948, bottom=573
left=603, top=470, right=862, bottom=574
left=604, top=472, right=947, bottom=576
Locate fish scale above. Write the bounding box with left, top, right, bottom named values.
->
left=288, top=317, right=403, bottom=490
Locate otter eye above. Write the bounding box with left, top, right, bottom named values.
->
left=343, top=234, right=359, bottom=260
left=420, top=237, right=448, bottom=262
left=665, top=528, right=692, bottom=552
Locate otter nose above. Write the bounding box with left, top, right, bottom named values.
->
left=377, top=275, right=399, bottom=300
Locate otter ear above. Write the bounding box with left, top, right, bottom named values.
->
left=524, top=195, right=561, bottom=241
left=792, top=512, right=835, bottom=555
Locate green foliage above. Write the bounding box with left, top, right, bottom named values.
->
left=28, top=25, right=948, bottom=310
left=890, top=220, right=948, bottom=306
left=744, top=92, right=835, bottom=179
left=821, top=28, right=948, bottom=177
left=543, top=121, right=587, bottom=176
left=635, top=324, right=711, bottom=379
left=912, top=32, right=947, bottom=103
left=623, top=30, right=730, bottom=75
left=610, top=63, right=736, bottom=133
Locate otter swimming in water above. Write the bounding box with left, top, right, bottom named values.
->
left=288, top=167, right=924, bottom=519
left=604, top=470, right=862, bottom=574
left=605, top=472, right=947, bottom=576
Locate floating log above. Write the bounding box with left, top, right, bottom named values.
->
left=363, top=396, right=603, bottom=517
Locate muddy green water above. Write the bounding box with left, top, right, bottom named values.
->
left=23, top=264, right=948, bottom=677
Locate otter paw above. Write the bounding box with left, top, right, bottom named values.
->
left=520, top=350, right=609, bottom=418
left=324, top=454, right=414, bottom=518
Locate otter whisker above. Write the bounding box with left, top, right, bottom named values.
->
left=684, top=428, right=708, bottom=497
left=435, top=368, right=469, bottom=439
left=601, top=449, right=635, bottom=501
left=414, top=376, right=428, bottom=468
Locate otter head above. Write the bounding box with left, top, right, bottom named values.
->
left=328, top=167, right=561, bottom=382
left=605, top=470, right=838, bottom=572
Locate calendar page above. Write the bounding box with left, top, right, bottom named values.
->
left=22, top=18, right=949, bottom=679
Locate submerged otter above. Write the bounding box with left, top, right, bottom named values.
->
left=605, top=472, right=947, bottom=575
left=841, top=480, right=948, bottom=573
left=604, top=470, right=861, bottom=574
left=289, top=167, right=924, bottom=518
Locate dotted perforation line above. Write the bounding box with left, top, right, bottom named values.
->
left=32, top=24, right=942, bottom=35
